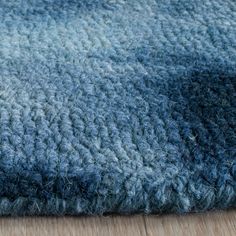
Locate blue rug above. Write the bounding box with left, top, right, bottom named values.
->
left=0, top=0, right=235, bottom=215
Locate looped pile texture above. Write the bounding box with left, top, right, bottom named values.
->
left=0, top=0, right=235, bottom=215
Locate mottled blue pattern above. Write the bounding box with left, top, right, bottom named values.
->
left=0, top=0, right=235, bottom=215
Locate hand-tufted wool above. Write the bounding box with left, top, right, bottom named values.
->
left=0, top=0, right=235, bottom=216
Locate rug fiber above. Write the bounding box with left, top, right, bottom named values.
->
left=0, top=0, right=235, bottom=215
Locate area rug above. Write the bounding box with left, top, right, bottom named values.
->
left=0, top=0, right=235, bottom=215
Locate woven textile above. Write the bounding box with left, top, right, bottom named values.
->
left=0, top=0, right=235, bottom=215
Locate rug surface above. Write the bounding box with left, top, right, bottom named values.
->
left=0, top=0, right=235, bottom=215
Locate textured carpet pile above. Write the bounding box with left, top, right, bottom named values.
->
left=0, top=0, right=235, bottom=215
